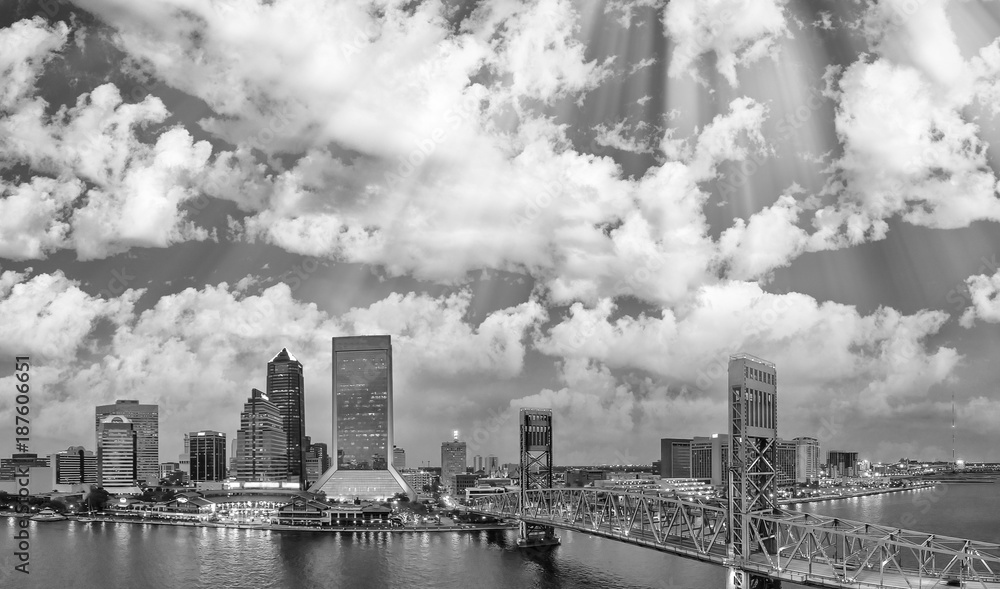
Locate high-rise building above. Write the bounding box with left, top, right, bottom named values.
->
left=776, top=438, right=797, bottom=487
left=0, top=454, right=49, bottom=480
left=659, top=438, right=692, bottom=478
left=472, top=455, right=484, bottom=473
left=95, top=400, right=158, bottom=485
left=51, top=447, right=98, bottom=485
left=178, top=433, right=191, bottom=479
left=393, top=446, right=406, bottom=469
left=827, top=450, right=859, bottom=478
left=486, top=455, right=500, bottom=476
left=310, top=335, right=416, bottom=501
left=267, top=348, right=306, bottom=486
left=98, top=416, right=138, bottom=488
left=305, top=441, right=330, bottom=487
left=690, top=434, right=729, bottom=488
left=189, top=431, right=227, bottom=482
left=794, top=437, right=820, bottom=483
left=235, top=388, right=288, bottom=482
left=441, top=432, right=467, bottom=494
left=159, top=462, right=179, bottom=480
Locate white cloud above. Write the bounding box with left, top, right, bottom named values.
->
left=959, top=269, right=1000, bottom=327
left=0, top=271, right=545, bottom=459
left=664, top=0, right=789, bottom=86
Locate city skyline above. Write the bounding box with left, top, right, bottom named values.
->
left=5, top=2, right=1000, bottom=469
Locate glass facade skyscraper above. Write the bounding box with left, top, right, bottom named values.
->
left=189, top=431, right=227, bottom=482
left=267, top=348, right=306, bottom=485
left=235, top=388, right=288, bottom=482
left=95, top=400, right=158, bottom=485
left=310, top=336, right=416, bottom=501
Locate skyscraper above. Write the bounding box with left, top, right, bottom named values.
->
left=95, top=400, right=158, bottom=485
left=472, top=455, right=484, bottom=473
left=776, top=438, right=797, bottom=487
left=393, top=446, right=406, bottom=469
left=310, top=335, right=416, bottom=501
left=51, top=446, right=98, bottom=485
left=267, top=348, right=306, bottom=486
left=178, top=433, right=190, bottom=481
left=235, top=389, right=288, bottom=482
left=305, top=441, right=330, bottom=487
left=794, top=437, right=820, bottom=483
left=691, top=434, right=729, bottom=488
left=486, top=455, right=499, bottom=476
left=189, top=431, right=227, bottom=482
left=441, top=432, right=467, bottom=494
left=97, top=416, right=138, bottom=488
left=659, top=438, right=692, bottom=478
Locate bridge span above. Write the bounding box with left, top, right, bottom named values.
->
left=468, top=487, right=1000, bottom=588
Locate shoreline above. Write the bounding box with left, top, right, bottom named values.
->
left=778, top=482, right=938, bottom=505
left=0, top=513, right=516, bottom=533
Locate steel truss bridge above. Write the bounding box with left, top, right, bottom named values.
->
left=477, top=357, right=1000, bottom=588
left=468, top=487, right=1000, bottom=588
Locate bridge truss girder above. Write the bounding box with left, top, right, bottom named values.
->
left=468, top=488, right=1000, bottom=588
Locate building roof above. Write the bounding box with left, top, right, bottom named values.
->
left=270, top=347, right=298, bottom=363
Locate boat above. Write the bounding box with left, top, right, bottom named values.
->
left=30, top=508, right=67, bottom=522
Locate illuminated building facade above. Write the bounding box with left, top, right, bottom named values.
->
left=310, top=336, right=416, bottom=501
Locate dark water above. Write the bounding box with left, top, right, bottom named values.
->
left=1, top=484, right=997, bottom=589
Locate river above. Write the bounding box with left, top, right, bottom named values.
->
left=1, top=484, right=997, bottom=589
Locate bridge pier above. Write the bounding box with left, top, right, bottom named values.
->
left=726, top=568, right=781, bottom=589
left=517, top=521, right=560, bottom=549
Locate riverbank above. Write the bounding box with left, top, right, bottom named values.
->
left=0, top=512, right=517, bottom=533
left=778, top=483, right=937, bottom=505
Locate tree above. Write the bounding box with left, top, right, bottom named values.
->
left=85, top=486, right=111, bottom=512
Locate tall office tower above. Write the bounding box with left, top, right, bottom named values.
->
left=95, top=400, right=159, bottom=485
left=486, top=455, right=499, bottom=476
left=827, top=450, right=859, bottom=478
left=310, top=335, right=416, bottom=501
left=305, top=441, right=330, bottom=487
left=393, top=446, right=406, bottom=469
left=441, top=431, right=467, bottom=494
left=794, top=437, right=820, bottom=483
left=775, top=438, right=797, bottom=487
left=189, top=431, right=227, bottom=482
left=473, top=455, right=484, bottom=473
left=235, top=389, right=288, bottom=482
left=50, top=446, right=98, bottom=485
left=690, top=434, right=729, bottom=487
left=267, top=348, right=306, bottom=486
left=97, top=416, right=138, bottom=488
left=659, top=438, right=692, bottom=478
left=178, top=433, right=190, bottom=479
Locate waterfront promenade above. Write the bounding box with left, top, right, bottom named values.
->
left=0, top=511, right=517, bottom=533
left=777, top=482, right=938, bottom=505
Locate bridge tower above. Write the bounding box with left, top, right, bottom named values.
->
left=517, top=407, right=560, bottom=549
left=726, top=354, right=781, bottom=589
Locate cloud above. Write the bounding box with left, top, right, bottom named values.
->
left=664, top=0, right=790, bottom=86
left=810, top=58, right=1000, bottom=249
left=959, top=269, right=1000, bottom=327
left=535, top=281, right=958, bottom=418
left=0, top=17, right=68, bottom=111
left=0, top=271, right=545, bottom=459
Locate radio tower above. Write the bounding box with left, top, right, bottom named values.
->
left=952, top=392, right=956, bottom=469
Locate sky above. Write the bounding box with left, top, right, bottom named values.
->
left=2, top=0, right=1000, bottom=469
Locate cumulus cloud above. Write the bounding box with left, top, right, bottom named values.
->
left=664, top=0, right=790, bottom=86
left=959, top=269, right=1000, bottom=327
left=0, top=271, right=545, bottom=458
left=535, top=281, right=958, bottom=418
left=809, top=1, right=1000, bottom=248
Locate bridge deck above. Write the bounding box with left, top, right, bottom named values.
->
left=469, top=488, right=1000, bottom=589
